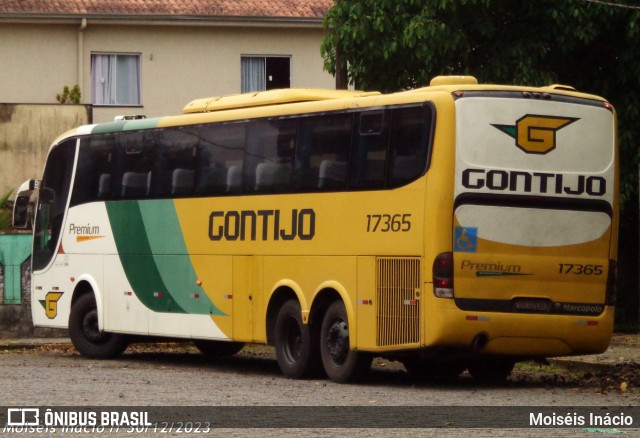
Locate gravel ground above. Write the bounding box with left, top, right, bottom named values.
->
left=1, top=340, right=639, bottom=437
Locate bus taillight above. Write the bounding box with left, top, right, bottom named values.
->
left=433, top=252, right=454, bottom=298
left=606, top=259, right=617, bottom=306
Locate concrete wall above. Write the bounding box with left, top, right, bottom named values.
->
left=0, top=21, right=335, bottom=123
left=0, top=104, right=91, bottom=195
left=0, top=254, right=63, bottom=337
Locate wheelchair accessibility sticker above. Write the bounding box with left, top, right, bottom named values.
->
left=454, top=227, right=478, bottom=253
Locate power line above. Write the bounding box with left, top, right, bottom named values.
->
left=579, top=0, right=640, bottom=10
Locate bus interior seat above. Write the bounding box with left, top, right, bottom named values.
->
left=121, top=171, right=151, bottom=197
left=318, top=160, right=347, bottom=189
left=226, top=165, right=242, bottom=193
left=255, top=162, right=291, bottom=192
left=171, top=168, right=195, bottom=196
left=197, top=163, right=227, bottom=194
left=98, top=173, right=111, bottom=198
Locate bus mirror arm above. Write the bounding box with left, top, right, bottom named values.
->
left=12, top=179, right=38, bottom=229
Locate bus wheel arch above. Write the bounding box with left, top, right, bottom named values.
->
left=266, top=286, right=300, bottom=346
left=68, top=281, right=128, bottom=359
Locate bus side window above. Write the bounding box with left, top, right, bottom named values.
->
left=194, top=122, right=245, bottom=196
left=246, top=119, right=295, bottom=194
left=157, top=128, right=198, bottom=197
left=71, top=136, right=115, bottom=205
left=294, top=113, right=351, bottom=192
left=118, top=131, right=155, bottom=199
left=350, top=110, right=388, bottom=189
left=388, top=105, right=432, bottom=188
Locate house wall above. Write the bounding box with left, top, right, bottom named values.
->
left=0, top=104, right=91, bottom=194
left=0, top=23, right=78, bottom=104
left=0, top=21, right=335, bottom=123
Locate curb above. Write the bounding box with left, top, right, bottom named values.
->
left=0, top=339, right=72, bottom=351
left=549, top=358, right=619, bottom=374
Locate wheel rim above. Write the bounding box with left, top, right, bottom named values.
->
left=82, top=308, right=107, bottom=343
left=283, top=316, right=303, bottom=363
left=326, top=317, right=349, bottom=366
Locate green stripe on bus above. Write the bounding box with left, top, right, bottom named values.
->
left=106, top=200, right=225, bottom=316
left=91, top=118, right=160, bottom=134
left=91, top=121, right=127, bottom=134
left=122, top=118, right=161, bottom=131
left=106, top=200, right=186, bottom=314
left=138, top=200, right=226, bottom=316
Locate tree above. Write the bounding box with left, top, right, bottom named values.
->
left=322, top=0, right=640, bottom=328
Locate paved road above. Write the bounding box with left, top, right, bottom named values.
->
left=0, top=344, right=639, bottom=437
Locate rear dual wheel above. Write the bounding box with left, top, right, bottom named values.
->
left=320, top=301, right=371, bottom=383
left=274, top=300, right=321, bottom=379
left=274, top=299, right=371, bottom=383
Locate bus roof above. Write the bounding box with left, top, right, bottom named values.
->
left=56, top=76, right=608, bottom=144
left=182, top=88, right=380, bottom=114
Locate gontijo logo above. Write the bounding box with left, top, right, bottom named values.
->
left=39, top=291, right=63, bottom=319
left=492, top=115, right=579, bottom=154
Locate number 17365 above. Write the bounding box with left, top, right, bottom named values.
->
left=366, top=214, right=411, bottom=232
left=558, top=264, right=603, bottom=275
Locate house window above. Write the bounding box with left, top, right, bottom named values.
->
left=241, top=56, right=291, bottom=93
left=91, top=53, right=141, bottom=105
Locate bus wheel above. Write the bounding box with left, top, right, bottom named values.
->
left=193, top=340, right=245, bottom=358
left=69, top=293, right=128, bottom=359
left=320, top=300, right=372, bottom=383
left=274, top=299, right=319, bottom=379
left=401, top=358, right=465, bottom=383
left=467, top=357, right=515, bottom=383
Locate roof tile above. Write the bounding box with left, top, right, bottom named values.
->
left=0, top=0, right=334, bottom=19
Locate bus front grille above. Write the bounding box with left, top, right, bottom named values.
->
left=376, top=257, right=421, bottom=347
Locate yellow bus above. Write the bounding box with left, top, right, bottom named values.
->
left=14, top=76, right=618, bottom=383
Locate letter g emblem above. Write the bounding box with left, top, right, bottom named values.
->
left=515, top=115, right=578, bottom=154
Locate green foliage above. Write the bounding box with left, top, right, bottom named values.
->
left=0, top=190, right=13, bottom=231
left=56, top=85, right=81, bottom=104
left=322, top=0, right=640, bottom=208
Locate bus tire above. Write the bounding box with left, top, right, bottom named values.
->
left=193, top=340, right=245, bottom=358
left=320, top=300, right=372, bottom=383
left=69, top=293, right=128, bottom=359
left=274, top=299, right=320, bottom=379
left=467, top=357, right=515, bottom=383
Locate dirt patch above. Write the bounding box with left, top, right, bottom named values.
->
left=580, top=362, right=640, bottom=392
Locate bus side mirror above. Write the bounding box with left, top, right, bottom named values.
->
left=12, top=195, right=30, bottom=229
left=12, top=179, right=38, bottom=229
